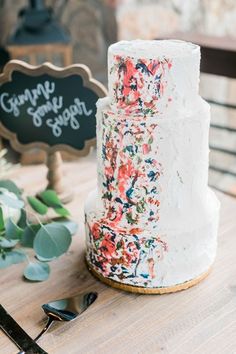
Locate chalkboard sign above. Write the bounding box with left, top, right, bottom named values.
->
left=0, top=60, right=107, bottom=201
left=0, top=60, right=107, bottom=155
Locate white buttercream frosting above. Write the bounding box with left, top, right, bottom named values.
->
left=85, top=39, right=220, bottom=289
left=96, top=97, right=211, bottom=228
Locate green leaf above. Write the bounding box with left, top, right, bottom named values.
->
left=0, top=250, right=26, bottom=269
left=5, top=219, right=24, bottom=240
left=27, top=196, right=48, bottom=215
left=0, top=237, right=18, bottom=248
left=23, top=261, right=50, bottom=282
left=53, top=218, right=78, bottom=235
left=33, top=223, right=71, bottom=259
left=38, top=190, right=62, bottom=208
left=54, top=207, right=70, bottom=217
left=0, top=180, right=22, bottom=196
left=0, top=207, right=4, bottom=231
left=36, top=254, right=56, bottom=262
left=0, top=193, right=24, bottom=209
left=21, top=224, right=41, bottom=248
left=18, top=209, right=27, bottom=229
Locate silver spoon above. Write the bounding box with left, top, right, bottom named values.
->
left=18, top=291, right=97, bottom=354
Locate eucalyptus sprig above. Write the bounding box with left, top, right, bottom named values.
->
left=0, top=180, right=78, bottom=282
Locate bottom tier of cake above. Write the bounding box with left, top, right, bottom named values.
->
left=85, top=189, right=220, bottom=293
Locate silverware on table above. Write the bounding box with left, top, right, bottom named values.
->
left=17, top=291, right=97, bottom=354
left=0, top=304, right=47, bottom=354
left=36, top=291, right=97, bottom=341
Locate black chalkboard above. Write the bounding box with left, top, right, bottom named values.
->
left=0, top=61, right=107, bottom=155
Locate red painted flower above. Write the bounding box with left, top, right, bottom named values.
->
left=100, top=233, right=116, bottom=259
left=91, top=222, right=101, bottom=240
left=118, top=159, right=135, bottom=198
left=123, top=242, right=139, bottom=264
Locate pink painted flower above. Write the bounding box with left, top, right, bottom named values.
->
left=167, top=60, right=172, bottom=70
left=127, top=90, right=140, bottom=104
left=105, top=166, right=114, bottom=178
left=142, top=144, right=150, bottom=155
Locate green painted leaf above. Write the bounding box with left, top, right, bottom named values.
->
left=0, top=237, right=18, bottom=248
left=27, top=196, right=48, bottom=215
left=54, top=207, right=70, bottom=217
left=5, top=219, right=24, bottom=240
left=148, top=136, right=153, bottom=145
left=23, top=262, right=50, bottom=282
left=38, top=190, right=62, bottom=208
left=53, top=218, right=78, bottom=235
left=0, top=180, right=22, bottom=196
left=0, top=250, right=26, bottom=269
left=0, top=193, right=24, bottom=209
left=21, top=224, right=41, bottom=248
left=33, top=223, right=71, bottom=259
left=0, top=207, right=4, bottom=231
left=126, top=212, right=137, bottom=225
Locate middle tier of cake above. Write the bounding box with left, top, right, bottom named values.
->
left=96, top=96, right=211, bottom=231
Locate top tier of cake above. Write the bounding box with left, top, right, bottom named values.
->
left=108, top=39, right=200, bottom=116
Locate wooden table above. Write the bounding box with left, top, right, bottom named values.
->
left=1, top=153, right=236, bottom=354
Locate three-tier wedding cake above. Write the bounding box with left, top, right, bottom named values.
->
left=85, top=40, right=220, bottom=293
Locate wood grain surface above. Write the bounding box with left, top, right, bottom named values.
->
left=1, top=152, right=236, bottom=354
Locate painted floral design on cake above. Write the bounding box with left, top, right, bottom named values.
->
left=109, top=55, right=172, bottom=115
left=86, top=219, right=168, bottom=286
left=99, top=111, right=163, bottom=229
left=86, top=109, right=169, bottom=286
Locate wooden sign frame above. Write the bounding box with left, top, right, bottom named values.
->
left=0, top=60, right=107, bottom=156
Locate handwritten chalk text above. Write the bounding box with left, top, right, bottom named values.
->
left=0, top=80, right=93, bottom=138
left=46, top=98, right=92, bottom=137
left=0, top=81, right=55, bottom=117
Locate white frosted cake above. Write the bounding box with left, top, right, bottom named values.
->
left=85, top=40, right=220, bottom=293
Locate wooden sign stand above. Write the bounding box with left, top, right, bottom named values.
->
left=46, top=151, right=71, bottom=202
left=0, top=60, right=107, bottom=202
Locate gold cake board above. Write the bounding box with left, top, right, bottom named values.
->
left=86, top=259, right=212, bottom=294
